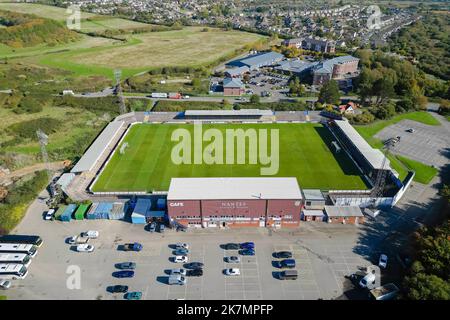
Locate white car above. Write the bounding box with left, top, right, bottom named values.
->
left=44, top=209, right=55, bottom=220
left=82, top=230, right=99, bottom=239
left=174, top=255, right=188, bottom=263
left=379, top=254, right=388, bottom=269
left=76, top=244, right=95, bottom=252
left=0, top=279, right=11, bottom=290
left=175, top=243, right=189, bottom=250
left=224, top=268, right=241, bottom=276
left=170, top=268, right=187, bottom=276
left=359, top=272, right=376, bottom=288
left=68, top=235, right=78, bottom=245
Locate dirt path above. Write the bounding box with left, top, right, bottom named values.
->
left=0, top=161, right=66, bottom=185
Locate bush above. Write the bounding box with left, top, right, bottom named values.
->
left=7, top=117, right=61, bottom=140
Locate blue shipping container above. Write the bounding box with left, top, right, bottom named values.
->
left=61, top=204, right=77, bottom=222
left=133, top=199, right=152, bottom=216
left=156, top=199, right=166, bottom=210
left=131, top=213, right=146, bottom=224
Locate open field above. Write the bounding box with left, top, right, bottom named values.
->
left=60, top=27, right=265, bottom=69
left=92, top=123, right=368, bottom=192
left=0, top=2, right=96, bottom=21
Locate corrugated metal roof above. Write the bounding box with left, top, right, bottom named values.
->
left=223, top=77, right=244, bottom=88
left=302, top=189, right=325, bottom=201
left=167, top=177, right=303, bottom=200
left=276, top=59, right=317, bottom=74
left=133, top=198, right=152, bottom=215
left=225, top=66, right=250, bottom=76
left=71, top=121, right=124, bottom=173
left=313, top=55, right=359, bottom=74
left=56, top=173, right=75, bottom=192
left=184, top=109, right=273, bottom=117
left=333, top=120, right=390, bottom=170
left=302, top=209, right=324, bottom=216
left=324, top=205, right=363, bottom=217
left=238, top=51, right=284, bottom=68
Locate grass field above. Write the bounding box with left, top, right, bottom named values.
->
left=0, top=2, right=96, bottom=21
left=92, top=123, right=369, bottom=192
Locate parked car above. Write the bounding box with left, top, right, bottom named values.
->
left=240, top=242, right=255, bottom=249
left=184, top=262, right=204, bottom=269
left=239, top=249, right=255, bottom=256
left=224, top=243, right=240, bottom=250
left=116, top=262, right=136, bottom=270
left=114, top=270, right=134, bottom=278
left=226, top=256, right=240, bottom=263
left=0, top=279, right=11, bottom=290
left=44, top=209, right=55, bottom=221
left=406, top=128, right=415, bottom=133
left=81, top=230, right=99, bottom=239
left=174, top=249, right=189, bottom=256
left=123, top=243, right=143, bottom=252
left=168, top=275, right=186, bottom=285
left=68, top=235, right=88, bottom=245
left=224, top=268, right=241, bottom=276
left=359, top=272, right=376, bottom=289
left=125, top=291, right=142, bottom=300
left=378, top=254, right=388, bottom=269
left=159, top=224, right=165, bottom=233
left=278, top=259, right=296, bottom=269
left=176, top=226, right=187, bottom=232
left=76, top=244, right=94, bottom=252
left=279, top=270, right=298, bottom=280
left=186, top=269, right=203, bottom=277
left=174, top=255, right=188, bottom=263
left=148, top=222, right=156, bottom=233
left=110, top=285, right=128, bottom=293
left=274, top=251, right=292, bottom=259
left=169, top=268, right=186, bottom=276
left=174, top=243, right=189, bottom=250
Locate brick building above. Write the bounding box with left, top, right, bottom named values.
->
left=167, top=178, right=303, bottom=229
left=223, top=78, right=245, bottom=96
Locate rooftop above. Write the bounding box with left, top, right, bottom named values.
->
left=184, top=109, right=273, bottom=117
left=302, top=189, right=325, bottom=201
left=167, top=177, right=303, bottom=200
left=324, top=205, right=363, bottom=217
left=231, top=51, right=284, bottom=68
left=223, top=77, right=244, bottom=88
left=313, top=55, right=359, bottom=74
left=71, top=120, right=124, bottom=173
left=333, top=120, right=390, bottom=170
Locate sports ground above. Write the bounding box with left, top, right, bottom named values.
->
left=92, top=123, right=369, bottom=192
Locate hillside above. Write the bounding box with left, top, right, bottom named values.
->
left=0, top=9, right=80, bottom=48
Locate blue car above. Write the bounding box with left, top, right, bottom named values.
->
left=174, top=249, right=189, bottom=255
left=239, top=249, right=255, bottom=256
left=125, top=291, right=142, bottom=300
left=240, top=242, right=255, bottom=250
left=114, top=270, right=135, bottom=278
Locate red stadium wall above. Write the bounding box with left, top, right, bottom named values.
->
left=201, top=199, right=267, bottom=218
left=167, top=200, right=201, bottom=219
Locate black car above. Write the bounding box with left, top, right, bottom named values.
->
left=274, top=251, right=292, bottom=259
left=224, top=243, right=240, bottom=250
left=186, top=269, right=203, bottom=277
left=115, top=262, right=136, bottom=270
left=184, top=262, right=204, bottom=269
left=113, top=270, right=134, bottom=278
left=110, top=285, right=128, bottom=293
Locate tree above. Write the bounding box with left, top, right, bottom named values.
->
left=318, top=80, right=340, bottom=105
left=250, top=94, right=260, bottom=104
left=404, top=273, right=450, bottom=300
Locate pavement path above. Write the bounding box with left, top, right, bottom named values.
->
left=0, top=161, right=66, bottom=186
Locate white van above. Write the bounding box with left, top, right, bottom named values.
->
left=359, top=272, right=376, bottom=288
left=168, top=275, right=186, bottom=285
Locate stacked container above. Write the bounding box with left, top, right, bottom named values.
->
left=74, top=204, right=90, bottom=220
left=60, top=204, right=77, bottom=222
left=131, top=198, right=152, bottom=224
left=87, top=202, right=113, bottom=220
left=108, top=202, right=125, bottom=220
left=156, top=198, right=167, bottom=210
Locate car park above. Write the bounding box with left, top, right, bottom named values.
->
left=240, top=242, right=255, bottom=250
left=110, top=285, right=128, bottom=293
left=125, top=291, right=142, bottom=300
left=174, top=243, right=189, bottom=250
left=116, top=262, right=136, bottom=270
left=174, top=249, right=189, bottom=256
left=226, top=256, right=240, bottom=263
left=148, top=223, right=156, bottom=233
left=170, top=268, right=186, bottom=276
left=76, top=244, right=94, bottom=253
left=378, top=254, right=388, bottom=269
left=186, top=269, right=203, bottom=277
left=44, top=209, right=55, bottom=221
left=274, top=251, right=292, bottom=259
left=174, top=255, right=188, bottom=263
left=114, top=270, right=134, bottom=278
left=123, top=243, right=143, bottom=252
left=224, top=268, right=240, bottom=276
left=81, top=231, right=99, bottom=239
left=224, top=243, right=240, bottom=250
left=239, top=249, right=255, bottom=256
left=0, top=279, right=11, bottom=290
left=184, top=262, right=204, bottom=269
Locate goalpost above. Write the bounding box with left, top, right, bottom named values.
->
left=119, top=142, right=129, bottom=155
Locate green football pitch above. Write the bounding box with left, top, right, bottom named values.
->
left=92, top=123, right=369, bottom=192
